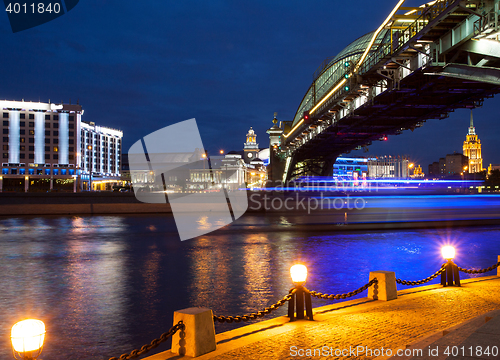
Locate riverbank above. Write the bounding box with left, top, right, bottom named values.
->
left=0, top=194, right=499, bottom=233
left=0, top=192, right=172, bottom=215
left=145, top=276, right=500, bottom=360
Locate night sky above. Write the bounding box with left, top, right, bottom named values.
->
left=2, top=0, right=499, bottom=169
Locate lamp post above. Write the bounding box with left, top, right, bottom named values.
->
left=441, top=246, right=460, bottom=287
left=288, top=264, right=314, bottom=321
left=88, top=145, right=93, bottom=191
left=11, top=319, right=45, bottom=360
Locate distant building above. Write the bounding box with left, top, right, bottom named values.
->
left=463, top=110, right=484, bottom=173
left=445, top=152, right=468, bottom=176
left=333, top=156, right=411, bottom=179
left=428, top=162, right=440, bottom=178
left=367, top=156, right=410, bottom=178
left=488, top=164, right=500, bottom=175
left=80, top=121, right=122, bottom=176
left=243, top=127, right=259, bottom=163
left=412, top=165, right=425, bottom=178
left=439, top=157, right=446, bottom=176
left=333, top=157, right=372, bottom=178
left=0, top=100, right=123, bottom=192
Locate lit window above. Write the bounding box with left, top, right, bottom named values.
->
left=53, top=146, right=58, bottom=152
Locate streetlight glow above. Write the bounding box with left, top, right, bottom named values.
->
left=290, top=264, right=307, bottom=285
left=441, top=245, right=456, bottom=260
left=11, top=319, right=45, bottom=358
left=219, top=150, right=224, bottom=154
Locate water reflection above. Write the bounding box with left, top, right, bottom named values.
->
left=0, top=214, right=499, bottom=360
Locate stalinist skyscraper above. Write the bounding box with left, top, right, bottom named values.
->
left=463, top=110, right=484, bottom=173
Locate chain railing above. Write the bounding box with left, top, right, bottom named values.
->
left=309, top=278, right=378, bottom=300
left=396, top=263, right=447, bottom=286
left=458, top=261, right=500, bottom=274
left=108, top=321, right=184, bottom=360
left=213, top=292, right=294, bottom=323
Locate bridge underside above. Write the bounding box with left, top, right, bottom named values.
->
left=286, top=64, right=500, bottom=180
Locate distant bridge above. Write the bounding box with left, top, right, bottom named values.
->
left=273, top=0, right=500, bottom=182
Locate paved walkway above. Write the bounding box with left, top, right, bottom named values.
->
left=146, top=276, right=500, bottom=360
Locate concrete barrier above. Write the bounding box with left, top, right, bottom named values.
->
left=170, top=307, right=216, bottom=357
left=368, top=271, right=397, bottom=301
left=0, top=203, right=171, bottom=215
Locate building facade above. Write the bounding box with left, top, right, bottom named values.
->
left=333, top=157, right=371, bottom=178
left=80, top=121, right=123, bottom=190
left=243, top=127, right=259, bottom=163
left=463, top=110, right=483, bottom=173
left=445, top=152, right=469, bottom=176
left=0, top=100, right=122, bottom=192
left=367, top=156, right=410, bottom=178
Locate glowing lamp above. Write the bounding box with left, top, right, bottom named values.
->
left=290, top=264, right=307, bottom=285
left=219, top=150, right=224, bottom=154
left=11, top=319, right=45, bottom=359
left=441, top=246, right=455, bottom=260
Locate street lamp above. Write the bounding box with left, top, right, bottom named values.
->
left=440, top=246, right=460, bottom=287
left=11, top=319, right=45, bottom=360
left=219, top=150, right=224, bottom=154
left=290, top=264, right=307, bottom=285
left=288, top=264, right=313, bottom=321
left=88, top=145, right=93, bottom=191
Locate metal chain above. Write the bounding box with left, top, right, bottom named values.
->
left=396, top=263, right=447, bottom=286
left=458, top=261, right=500, bottom=274
left=108, top=321, right=184, bottom=360
left=309, top=278, right=378, bottom=300
left=213, top=293, right=293, bottom=323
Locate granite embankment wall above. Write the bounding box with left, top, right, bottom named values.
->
left=0, top=193, right=172, bottom=215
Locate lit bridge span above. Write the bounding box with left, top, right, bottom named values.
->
left=273, top=0, right=500, bottom=182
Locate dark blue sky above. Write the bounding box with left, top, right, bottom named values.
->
left=2, top=0, right=499, bottom=169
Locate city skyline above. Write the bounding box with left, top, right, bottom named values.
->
left=1, top=1, right=499, bottom=170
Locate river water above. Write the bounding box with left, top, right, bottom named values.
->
left=0, top=213, right=499, bottom=360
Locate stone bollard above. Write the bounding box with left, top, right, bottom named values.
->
left=498, top=256, right=500, bottom=277
left=171, top=307, right=216, bottom=357
left=368, top=271, right=397, bottom=301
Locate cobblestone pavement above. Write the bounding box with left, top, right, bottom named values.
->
left=149, top=277, right=500, bottom=360
left=207, top=277, right=500, bottom=360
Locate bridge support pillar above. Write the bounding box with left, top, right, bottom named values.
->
left=266, top=113, right=284, bottom=186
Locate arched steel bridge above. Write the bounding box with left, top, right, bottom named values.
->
left=272, top=0, right=500, bottom=182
